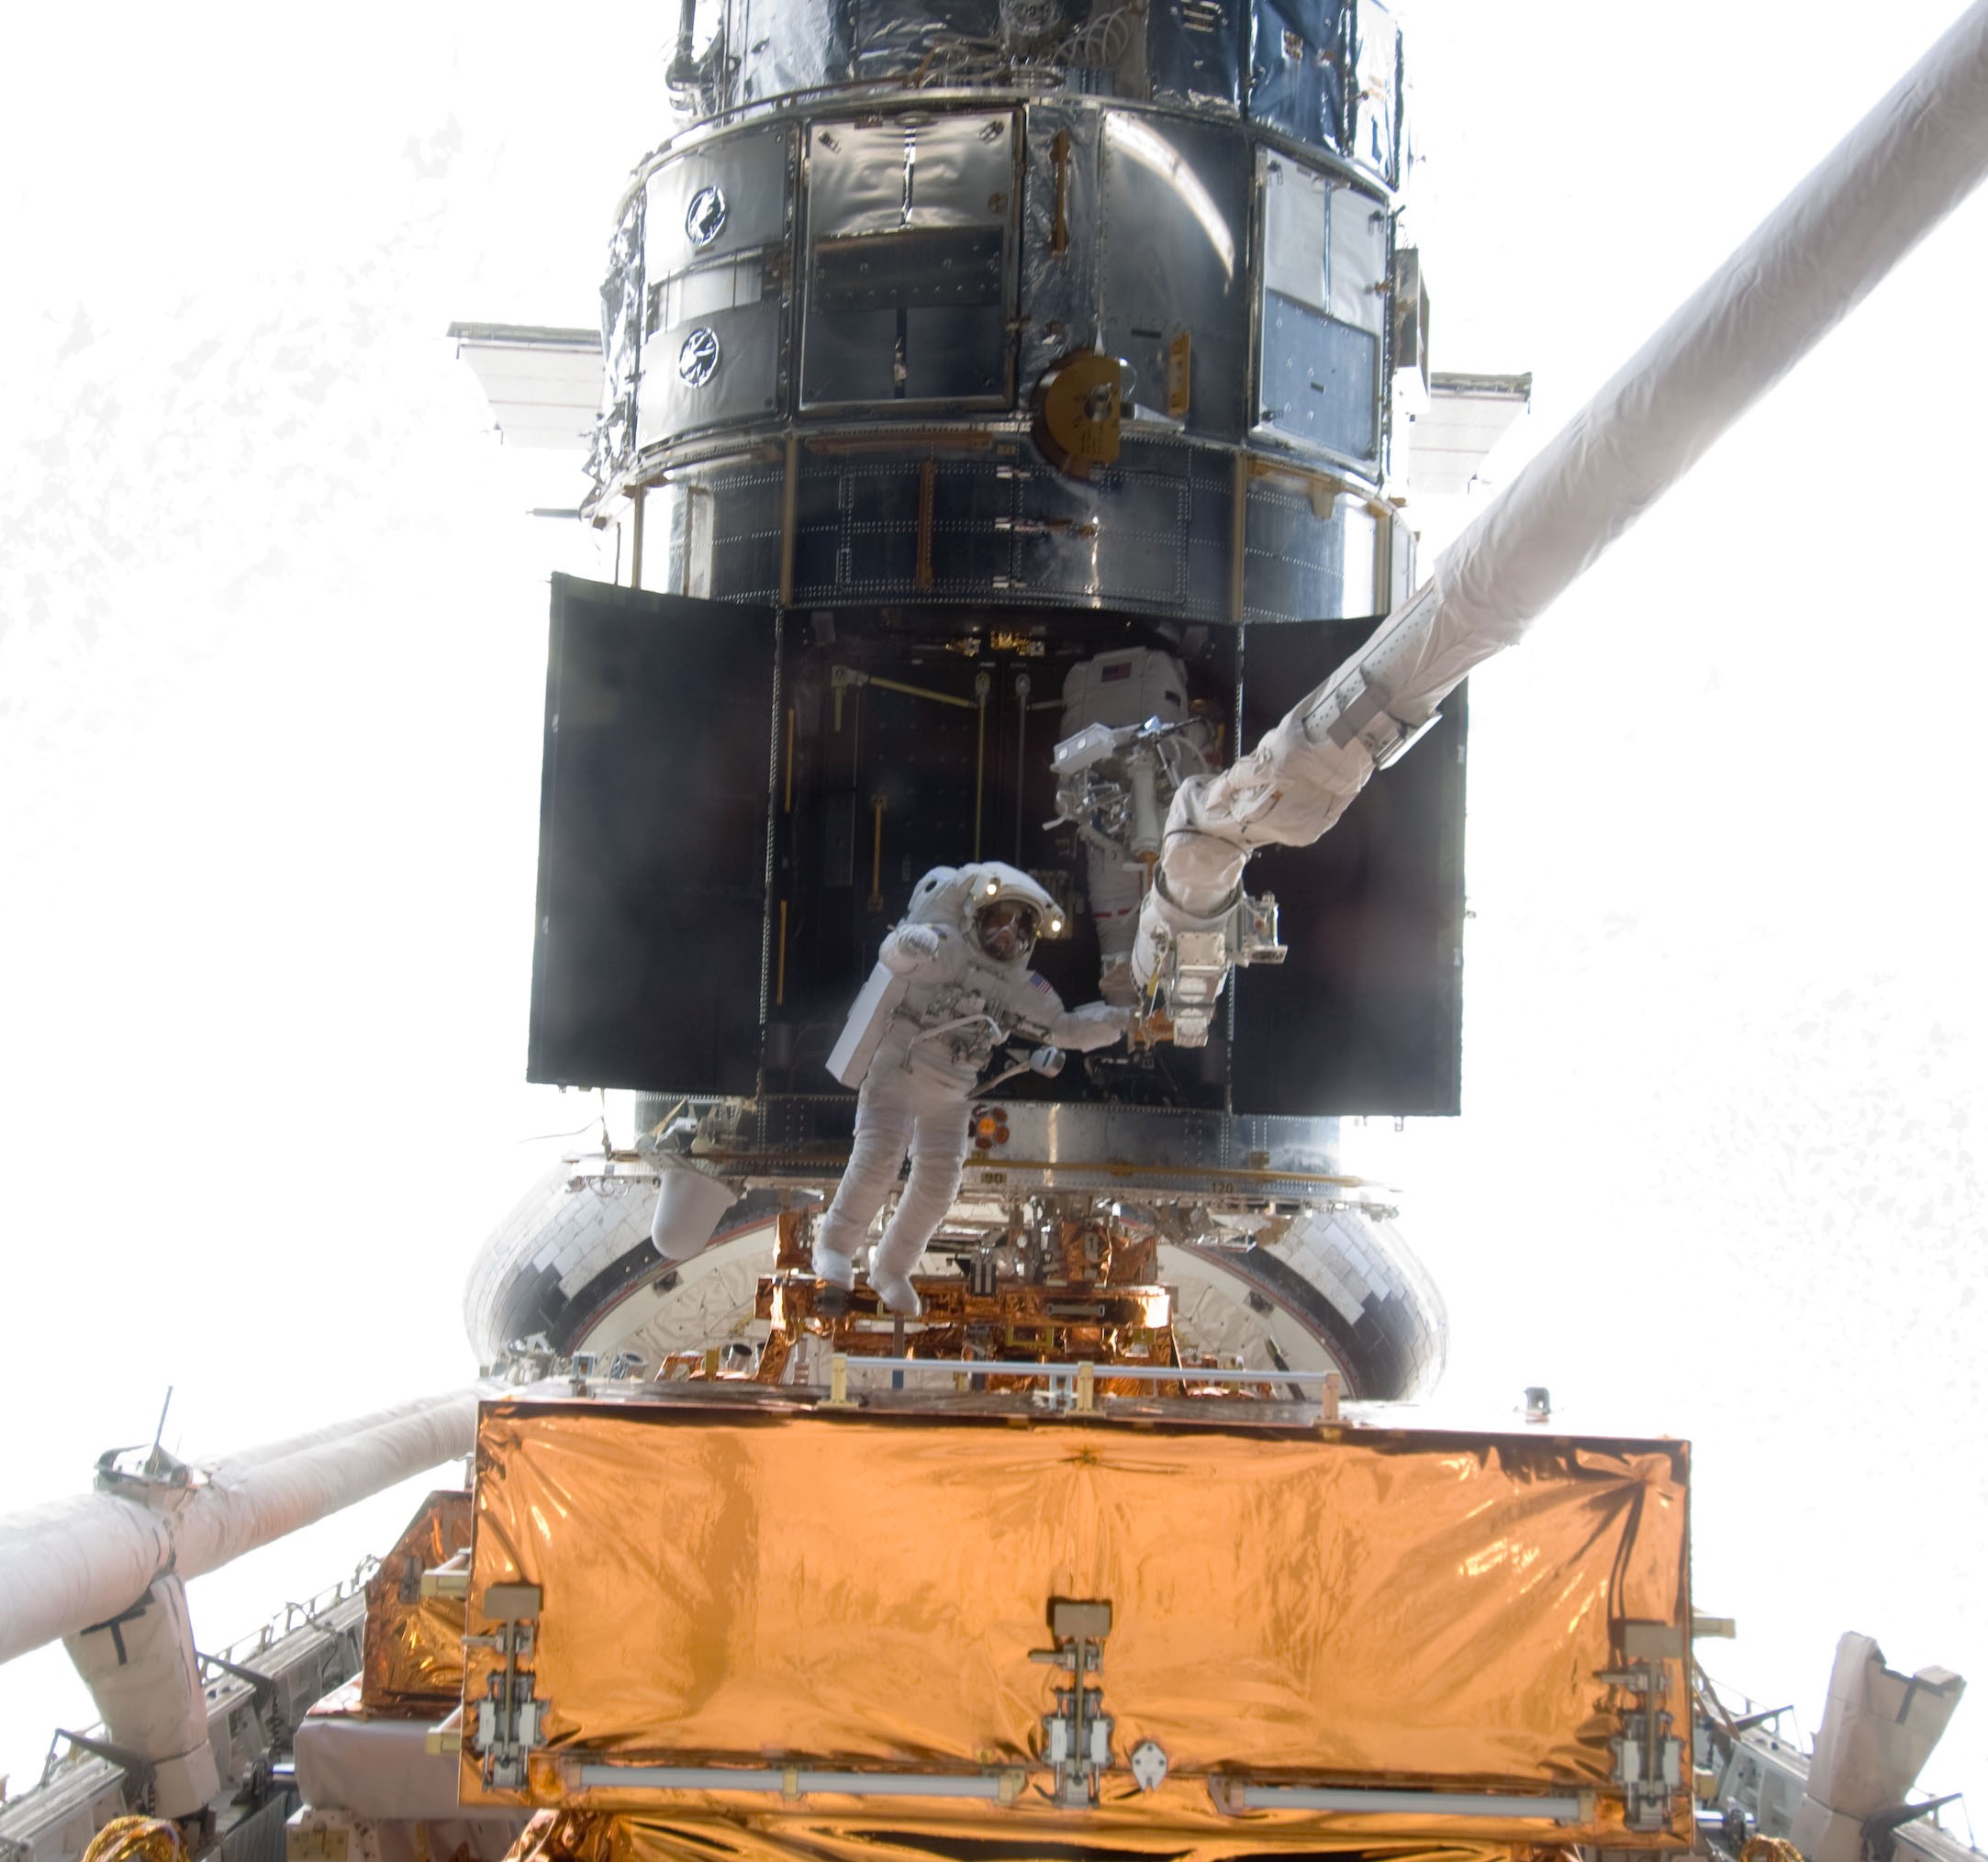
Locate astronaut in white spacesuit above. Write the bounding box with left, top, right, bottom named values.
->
left=812, top=863, right=1129, bottom=1316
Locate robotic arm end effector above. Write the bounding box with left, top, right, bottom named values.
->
left=1130, top=884, right=1287, bottom=1048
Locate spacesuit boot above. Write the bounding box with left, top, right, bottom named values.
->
left=866, top=1260, right=921, bottom=1317
left=809, top=1234, right=857, bottom=1290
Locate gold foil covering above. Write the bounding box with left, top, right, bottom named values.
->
left=502, top=1797, right=1539, bottom=1862
left=461, top=1401, right=1689, bottom=1845
left=361, top=1488, right=471, bottom=1714
left=611, top=1808, right=1518, bottom=1862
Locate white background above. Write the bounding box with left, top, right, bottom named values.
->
left=2, top=0, right=1983, bottom=1828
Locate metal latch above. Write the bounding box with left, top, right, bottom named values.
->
left=1150, top=891, right=1285, bottom=1048
left=1031, top=1600, right=1114, bottom=1807
left=1603, top=1622, right=1684, bottom=1832
left=469, top=1583, right=549, bottom=1790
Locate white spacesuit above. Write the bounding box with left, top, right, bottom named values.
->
left=813, top=863, right=1128, bottom=1316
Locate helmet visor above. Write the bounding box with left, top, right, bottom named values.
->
left=974, top=898, right=1040, bottom=962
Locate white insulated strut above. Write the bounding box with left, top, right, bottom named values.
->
left=1134, top=0, right=1988, bottom=980
left=0, top=1388, right=481, bottom=1666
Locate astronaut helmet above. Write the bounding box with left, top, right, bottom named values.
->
left=956, top=862, right=1065, bottom=964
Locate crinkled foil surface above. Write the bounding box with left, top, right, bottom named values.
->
left=361, top=1488, right=471, bottom=1713
left=463, top=1400, right=1687, bottom=1840
left=507, top=1805, right=1533, bottom=1862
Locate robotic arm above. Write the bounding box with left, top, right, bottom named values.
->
left=1131, top=2, right=1988, bottom=1043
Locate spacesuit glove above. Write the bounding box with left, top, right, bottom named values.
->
left=1055, top=1000, right=1134, bottom=1051
left=880, top=923, right=943, bottom=973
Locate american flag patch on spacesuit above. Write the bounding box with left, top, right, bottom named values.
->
left=1029, top=973, right=1053, bottom=995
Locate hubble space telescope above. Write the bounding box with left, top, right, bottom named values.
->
left=484, top=0, right=1489, bottom=1393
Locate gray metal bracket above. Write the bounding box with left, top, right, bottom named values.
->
left=469, top=1585, right=549, bottom=1791
left=1030, top=1600, right=1115, bottom=1808
left=1602, top=1633, right=1683, bottom=1833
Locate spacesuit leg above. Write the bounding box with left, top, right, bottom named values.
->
left=812, top=1093, right=915, bottom=1287
left=868, top=1098, right=974, bottom=1316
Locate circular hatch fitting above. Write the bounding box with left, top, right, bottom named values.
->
left=1033, top=351, right=1124, bottom=478
left=685, top=184, right=728, bottom=247
left=678, top=327, right=721, bottom=387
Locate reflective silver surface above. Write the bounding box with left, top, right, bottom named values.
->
left=1259, top=149, right=1329, bottom=311
left=594, top=201, right=643, bottom=481
left=634, top=429, right=1393, bottom=620
left=726, top=0, right=854, bottom=105
left=639, top=298, right=785, bottom=441
left=1241, top=464, right=1379, bottom=619
left=1245, top=0, right=1346, bottom=152
left=1148, top=0, right=1243, bottom=113
left=1018, top=99, right=1102, bottom=404
left=677, top=0, right=1403, bottom=161
left=647, top=128, right=793, bottom=274
left=604, top=87, right=1409, bottom=606
left=637, top=128, right=797, bottom=447
left=1100, top=109, right=1251, bottom=439
left=1348, top=0, right=1402, bottom=185
left=968, top=1100, right=1351, bottom=1196
left=680, top=1091, right=1353, bottom=1199
left=1253, top=147, right=1390, bottom=470
left=801, top=111, right=1022, bottom=410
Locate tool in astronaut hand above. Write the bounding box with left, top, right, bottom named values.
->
left=811, top=863, right=1128, bottom=1317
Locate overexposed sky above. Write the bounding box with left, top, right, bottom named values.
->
left=3, top=0, right=1984, bottom=1824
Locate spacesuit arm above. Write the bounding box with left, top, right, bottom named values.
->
left=1045, top=998, right=1134, bottom=1051
left=998, top=971, right=1129, bottom=1051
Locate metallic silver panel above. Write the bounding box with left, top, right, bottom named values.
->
left=1260, top=149, right=1328, bottom=310
left=608, top=100, right=1404, bottom=614
left=1245, top=0, right=1347, bottom=151
left=993, top=1100, right=1345, bottom=1179
left=647, top=128, right=794, bottom=276
left=801, top=111, right=1021, bottom=411
left=685, top=1091, right=1350, bottom=1199
left=1145, top=0, right=1245, bottom=114
left=637, top=130, right=796, bottom=447
left=1253, top=148, right=1387, bottom=470
left=1018, top=100, right=1103, bottom=405
left=638, top=300, right=785, bottom=445
left=1240, top=469, right=1379, bottom=620
left=849, top=0, right=1004, bottom=84
left=1015, top=455, right=1191, bottom=605
left=1100, top=109, right=1250, bottom=440
left=1330, top=177, right=1388, bottom=335
left=1348, top=0, right=1402, bottom=186
left=727, top=0, right=854, bottom=105
left=781, top=442, right=1232, bottom=613
left=595, top=196, right=644, bottom=482
left=651, top=427, right=1377, bottom=619
left=698, top=0, right=1392, bottom=127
